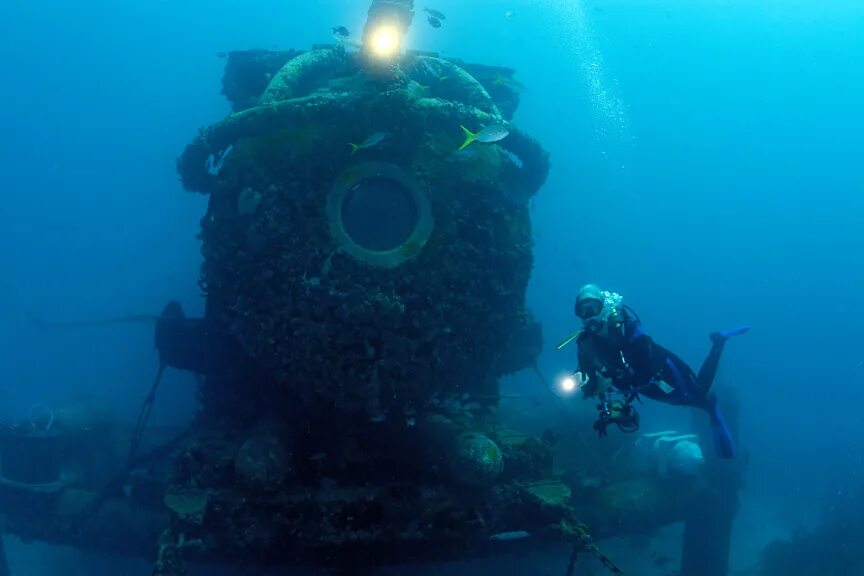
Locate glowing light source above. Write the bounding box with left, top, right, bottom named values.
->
left=367, top=23, right=402, bottom=59
left=560, top=375, right=577, bottom=395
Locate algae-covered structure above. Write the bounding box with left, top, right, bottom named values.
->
left=178, top=44, right=549, bottom=434
left=0, top=2, right=741, bottom=575
left=167, top=2, right=567, bottom=563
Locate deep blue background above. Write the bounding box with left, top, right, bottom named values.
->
left=1, top=0, right=862, bottom=573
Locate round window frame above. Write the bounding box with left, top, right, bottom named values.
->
left=327, top=162, right=434, bottom=268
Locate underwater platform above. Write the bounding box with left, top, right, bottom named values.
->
left=0, top=4, right=745, bottom=572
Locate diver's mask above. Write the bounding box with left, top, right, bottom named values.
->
left=575, top=298, right=603, bottom=321
left=577, top=291, right=624, bottom=334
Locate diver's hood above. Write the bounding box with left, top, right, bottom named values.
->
left=557, top=289, right=626, bottom=348
left=576, top=284, right=603, bottom=307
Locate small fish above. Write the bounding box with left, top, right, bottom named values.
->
left=406, top=80, right=430, bottom=99
left=541, top=428, right=560, bottom=446
left=216, top=51, right=228, bottom=59
left=458, top=124, right=509, bottom=151
left=452, top=147, right=480, bottom=162
left=424, top=7, right=446, bottom=20
left=309, top=452, right=327, bottom=461
left=428, top=16, right=442, bottom=28
left=332, top=26, right=350, bottom=38
left=349, top=131, right=387, bottom=155
left=489, top=530, right=531, bottom=541
left=319, top=477, right=338, bottom=489
left=128, top=468, right=149, bottom=480
left=492, top=73, right=527, bottom=92
left=653, top=554, right=675, bottom=567
left=500, top=148, right=524, bottom=168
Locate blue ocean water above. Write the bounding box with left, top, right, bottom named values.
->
left=0, top=0, right=862, bottom=574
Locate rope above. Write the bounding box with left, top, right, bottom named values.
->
left=75, top=361, right=173, bottom=524
left=561, top=524, right=627, bottom=576
left=531, top=364, right=596, bottom=459
left=29, top=313, right=159, bottom=330
left=128, top=363, right=167, bottom=468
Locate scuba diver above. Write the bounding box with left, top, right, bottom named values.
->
left=558, top=284, right=750, bottom=459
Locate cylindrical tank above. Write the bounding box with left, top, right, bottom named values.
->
left=0, top=429, right=60, bottom=485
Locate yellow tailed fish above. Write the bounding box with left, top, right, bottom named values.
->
left=457, top=124, right=509, bottom=151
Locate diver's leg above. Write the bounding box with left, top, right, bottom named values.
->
left=705, top=393, right=736, bottom=459
left=696, top=339, right=725, bottom=392
left=697, top=326, right=751, bottom=392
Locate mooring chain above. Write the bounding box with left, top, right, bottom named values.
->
left=563, top=524, right=627, bottom=576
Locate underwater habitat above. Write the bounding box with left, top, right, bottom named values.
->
left=1, top=0, right=863, bottom=574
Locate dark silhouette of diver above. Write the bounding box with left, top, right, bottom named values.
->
left=559, top=284, right=750, bottom=459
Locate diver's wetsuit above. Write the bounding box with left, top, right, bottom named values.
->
left=576, top=307, right=736, bottom=458
left=577, top=308, right=724, bottom=405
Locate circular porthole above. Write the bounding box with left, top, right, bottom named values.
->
left=328, top=162, right=433, bottom=268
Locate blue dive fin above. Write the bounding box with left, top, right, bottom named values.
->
left=710, top=325, right=751, bottom=346
left=709, top=399, right=736, bottom=459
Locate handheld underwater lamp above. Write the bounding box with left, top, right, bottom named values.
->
left=362, top=0, right=414, bottom=63
left=558, top=372, right=581, bottom=396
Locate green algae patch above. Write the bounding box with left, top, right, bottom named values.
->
left=523, top=479, right=572, bottom=509
left=164, top=489, right=210, bottom=525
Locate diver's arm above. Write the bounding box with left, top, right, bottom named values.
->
left=576, top=346, right=601, bottom=397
